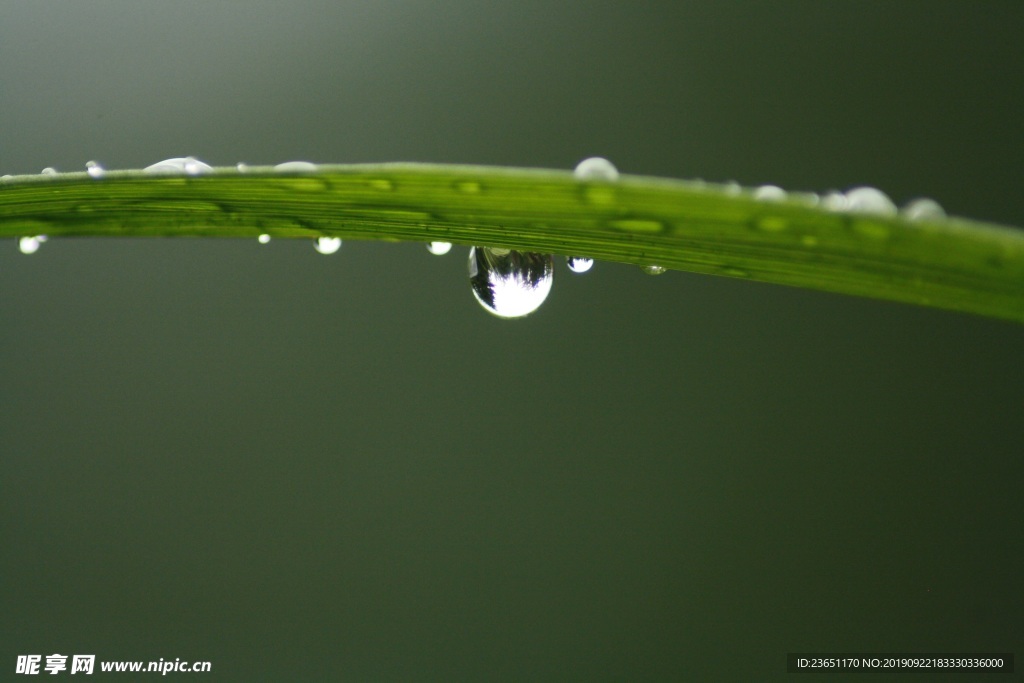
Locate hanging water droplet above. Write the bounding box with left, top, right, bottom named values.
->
left=274, top=161, right=318, bottom=173
left=901, top=198, right=946, bottom=221
left=85, top=161, right=105, bottom=178
left=573, top=157, right=619, bottom=182
left=468, top=247, right=553, bottom=319
left=753, top=185, right=787, bottom=202
left=566, top=256, right=594, bottom=273
left=143, top=157, right=213, bottom=175
left=314, top=237, right=342, bottom=254
left=641, top=264, right=666, bottom=275
left=258, top=234, right=271, bottom=244
left=19, top=235, right=47, bottom=254
left=426, top=241, right=452, bottom=256
left=40, top=167, right=58, bottom=175
left=844, top=186, right=897, bottom=216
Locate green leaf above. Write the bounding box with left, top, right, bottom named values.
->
left=2, top=163, right=1023, bottom=322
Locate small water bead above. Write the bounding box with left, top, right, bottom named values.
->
left=274, top=161, right=318, bottom=173
left=258, top=234, right=271, bottom=244
left=85, top=161, right=105, bottom=178
left=753, top=185, right=787, bottom=202
left=641, top=265, right=666, bottom=275
left=143, top=157, right=213, bottom=175
left=901, top=198, right=946, bottom=221
left=844, top=186, right=897, bottom=216
left=573, top=157, right=619, bottom=182
left=41, top=167, right=58, bottom=175
left=468, top=247, right=554, bottom=319
left=314, top=237, right=342, bottom=255
left=19, top=235, right=47, bottom=254
left=426, top=241, right=452, bottom=256
left=821, top=191, right=849, bottom=211
left=566, top=256, right=594, bottom=273
left=236, top=163, right=251, bottom=173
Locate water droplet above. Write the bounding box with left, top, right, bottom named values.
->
left=641, top=264, right=666, bottom=275
left=19, top=235, right=47, bottom=254
left=1, top=175, right=13, bottom=182
left=236, top=163, right=251, bottom=173
left=821, top=191, right=849, bottom=211
left=426, top=241, right=452, bottom=256
left=901, top=198, right=946, bottom=221
left=314, top=237, right=342, bottom=255
left=468, top=247, right=553, bottom=319
left=753, top=185, right=787, bottom=202
left=143, top=157, right=213, bottom=175
left=573, top=157, right=619, bottom=182
left=567, top=256, right=594, bottom=273
left=723, top=180, right=743, bottom=195
left=274, top=161, right=318, bottom=173
left=41, top=167, right=58, bottom=175
left=258, top=234, right=271, bottom=244
left=85, top=161, right=105, bottom=178
left=844, top=186, right=897, bottom=216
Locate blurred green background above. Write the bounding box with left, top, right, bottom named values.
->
left=1, top=1, right=1021, bottom=679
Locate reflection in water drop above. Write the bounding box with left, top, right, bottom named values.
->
left=86, top=161, right=105, bottom=178
left=143, top=157, right=213, bottom=175
left=901, top=198, right=946, bottom=221
left=258, top=234, right=271, bottom=244
left=468, top=247, right=553, bottom=318
left=19, top=235, right=47, bottom=254
left=314, top=237, right=342, bottom=254
left=753, top=185, right=787, bottom=202
left=573, top=157, right=619, bottom=182
left=641, top=265, right=666, bottom=275
left=844, top=186, right=897, bottom=216
left=41, top=167, right=58, bottom=175
left=427, top=241, right=452, bottom=256
left=274, top=161, right=318, bottom=172
left=566, top=256, right=594, bottom=273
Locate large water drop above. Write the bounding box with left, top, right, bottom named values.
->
left=427, top=241, right=452, bottom=256
left=85, top=161, right=105, bottom=178
left=19, top=235, right=47, bottom=254
left=573, top=157, right=619, bottom=182
left=40, top=167, right=58, bottom=175
left=258, top=234, right=271, bottom=244
left=314, top=237, right=342, bottom=254
left=844, top=186, right=897, bottom=216
left=143, top=157, right=213, bottom=175
left=566, top=256, right=594, bottom=273
left=901, top=198, right=946, bottom=221
left=274, top=161, right=318, bottom=172
left=468, top=247, right=553, bottom=319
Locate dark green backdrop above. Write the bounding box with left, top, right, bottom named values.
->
left=2, top=2, right=1021, bottom=679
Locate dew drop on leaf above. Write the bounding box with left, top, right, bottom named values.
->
left=468, top=247, right=554, bottom=318
left=753, top=185, right=787, bottom=202
left=566, top=256, right=594, bottom=273
left=427, top=241, right=452, bottom=256
left=274, top=161, right=319, bottom=173
left=573, top=157, right=619, bottom=182
left=641, top=264, right=666, bottom=275
left=901, top=198, right=946, bottom=221
left=844, top=187, right=897, bottom=216
left=258, top=234, right=271, bottom=244
left=40, top=167, right=58, bottom=175
left=86, top=161, right=105, bottom=178
left=19, top=235, right=47, bottom=254
left=314, top=237, right=342, bottom=254
left=143, top=157, right=213, bottom=175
